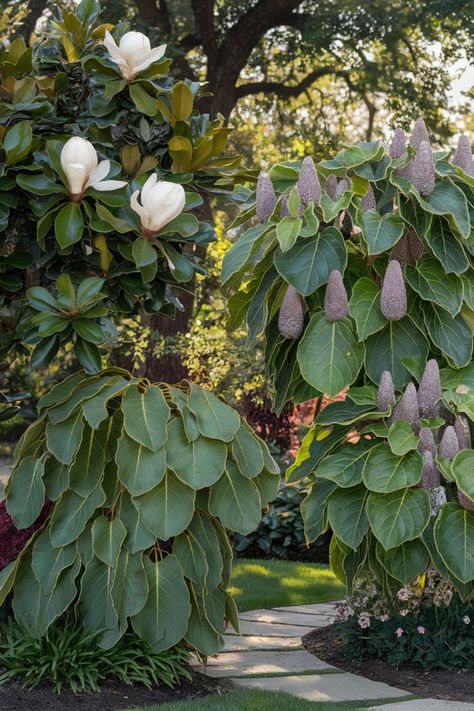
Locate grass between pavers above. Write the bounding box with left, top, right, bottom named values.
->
left=230, top=559, right=344, bottom=612
left=122, top=688, right=416, bottom=710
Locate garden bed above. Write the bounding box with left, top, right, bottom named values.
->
left=0, top=670, right=228, bottom=711
left=303, top=624, right=474, bottom=703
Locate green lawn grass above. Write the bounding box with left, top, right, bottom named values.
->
left=124, top=688, right=376, bottom=710
left=230, top=559, right=344, bottom=612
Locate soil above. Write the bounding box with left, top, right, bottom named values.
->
left=0, top=669, right=230, bottom=711
left=303, top=624, right=474, bottom=703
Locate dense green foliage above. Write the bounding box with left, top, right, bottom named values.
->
left=0, top=617, right=191, bottom=692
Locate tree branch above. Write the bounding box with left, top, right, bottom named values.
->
left=235, top=67, right=350, bottom=99
left=190, top=0, right=217, bottom=65
left=134, top=0, right=171, bottom=34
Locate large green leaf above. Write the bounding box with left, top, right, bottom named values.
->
left=451, top=450, right=474, bottom=502
left=376, top=539, right=430, bottom=586
left=92, top=515, right=127, bottom=567
left=79, top=556, right=120, bottom=648
left=231, top=422, right=264, bottom=478
left=254, top=468, right=280, bottom=503
left=365, top=317, right=429, bottom=387
left=119, top=492, right=156, bottom=554
left=55, top=202, right=84, bottom=249
left=316, top=441, right=373, bottom=488
left=173, top=531, right=209, bottom=587
left=50, top=486, right=105, bottom=547
left=301, top=479, right=336, bottom=543
left=274, top=227, right=347, bottom=296
left=422, top=303, right=472, bottom=367
left=112, top=550, right=148, bottom=620
left=348, top=277, right=386, bottom=341
left=417, top=180, right=470, bottom=239
left=424, top=217, right=469, bottom=274
left=405, top=257, right=463, bottom=316
left=0, top=560, right=21, bottom=607
left=116, top=433, right=166, bottom=496
left=221, top=223, right=273, bottom=284
left=31, top=530, right=77, bottom=593
left=187, top=385, right=240, bottom=442
left=122, top=384, right=170, bottom=452
left=68, top=424, right=105, bottom=496
left=185, top=583, right=223, bottom=655
left=367, top=488, right=430, bottom=550
left=45, top=410, right=84, bottom=465
left=47, top=375, right=120, bottom=424
left=363, top=444, right=422, bottom=493
left=132, top=555, right=190, bottom=651
left=433, top=503, right=474, bottom=583
left=133, top=472, right=195, bottom=540
left=6, top=456, right=45, bottom=529
left=361, top=210, right=404, bottom=254
left=208, top=461, right=262, bottom=535
left=423, top=519, right=474, bottom=600
left=297, top=313, right=364, bottom=397
left=387, top=421, right=419, bottom=456
left=170, top=387, right=199, bottom=441
left=316, top=400, right=380, bottom=426
left=165, top=417, right=227, bottom=488
left=188, top=512, right=223, bottom=590
left=81, top=378, right=130, bottom=429
left=42, top=456, right=69, bottom=501
left=327, top=485, right=368, bottom=549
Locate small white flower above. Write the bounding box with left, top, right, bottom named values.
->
left=463, top=615, right=470, bottom=625
left=60, top=137, right=127, bottom=199
left=131, top=173, right=186, bottom=236
left=104, top=31, right=167, bottom=81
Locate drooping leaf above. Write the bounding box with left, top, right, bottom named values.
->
left=31, top=530, right=77, bottom=593
left=433, top=503, right=474, bottom=583
left=365, top=317, right=429, bottom=387
left=50, top=487, right=105, bottom=547
left=6, top=456, right=45, bottom=529
left=348, top=277, right=386, bottom=341
left=208, top=461, right=262, bottom=535
left=116, top=432, right=166, bottom=496
left=165, top=417, right=226, bottom=488
left=45, top=409, right=84, bottom=465
left=376, top=539, right=430, bottom=586
left=405, top=257, right=463, bottom=316
left=187, top=385, right=240, bottom=442
left=363, top=443, right=422, bottom=493
left=133, top=472, right=195, bottom=540
left=92, top=515, right=127, bottom=567
left=327, top=485, right=369, bottom=549
left=122, top=384, right=170, bottom=451
left=367, top=488, right=430, bottom=551
left=316, top=441, right=374, bottom=488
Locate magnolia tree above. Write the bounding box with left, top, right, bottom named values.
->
left=224, top=121, right=474, bottom=600
left=0, top=0, right=280, bottom=657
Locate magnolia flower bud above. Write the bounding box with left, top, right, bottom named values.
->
left=392, top=383, right=419, bottom=429
left=380, top=260, right=407, bottom=320
left=409, top=118, right=430, bottom=151
left=325, top=175, right=338, bottom=200
left=323, top=270, right=348, bottom=322
left=454, top=414, right=471, bottom=450
left=411, top=141, right=435, bottom=196
left=60, top=137, right=127, bottom=199
left=278, top=285, right=304, bottom=339
left=335, top=178, right=349, bottom=199
left=458, top=489, right=474, bottom=511
left=104, top=30, right=167, bottom=81
left=377, top=371, right=396, bottom=411
left=418, top=427, right=437, bottom=457
left=297, top=157, right=321, bottom=204
left=421, top=451, right=441, bottom=489
left=389, top=128, right=406, bottom=158
left=418, top=359, right=442, bottom=418
left=452, top=134, right=474, bottom=177
left=361, top=184, right=376, bottom=212
left=131, top=174, right=185, bottom=237
left=438, top=426, right=459, bottom=460
left=256, top=171, right=276, bottom=222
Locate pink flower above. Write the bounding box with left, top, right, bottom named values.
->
left=395, top=627, right=404, bottom=638
left=417, top=626, right=426, bottom=634
left=397, top=587, right=411, bottom=602
left=358, top=613, right=371, bottom=629
left=463, top=616, right=471, bottom=625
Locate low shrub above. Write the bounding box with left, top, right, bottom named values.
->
left=336, top=574, right=474, bottom=670
left=0, top=617, right=191, bottom=693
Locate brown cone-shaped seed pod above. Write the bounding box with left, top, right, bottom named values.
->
left=454, top=414, right=471, bottom=450
left=256, top=171, right=276, bottom=223
left=420, top=451, right=441, bottom=489
left=407, top=229, right=425, bottom=262
left=324, top=270, right=348, bottom=322
left=278, top=285, right=304, bottom=339
left=458, top=488, right=474, bottom=511
left=377, top=371, right=396, bottom=411
left=335, top=178, right=349, bottom=199
left=418, top=427, right=437, bottom=457
left=409, top=118, right=430, bottom=151
left=452, top=134, right=474, bottom=177
left=418, top=359, right=442, bottom=418
left=361, top=184, right=376, bottom=211
left=389, top=127, right=407, bottom=158
left=392, top=382, right=420, bottom=429
left=380, top=260, right=407, bottom=320
left=297, top=156, right=321, bottom=204
left=411, top=141, right=435, bottom=196
left=325, top=175, right=338, bottom=200
left=438, top=426, right=459, bottom=460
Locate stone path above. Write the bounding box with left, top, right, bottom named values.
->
left=191, top=602, right=474, bottom=709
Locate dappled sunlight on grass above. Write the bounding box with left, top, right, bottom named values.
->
left=230, top=559, right=343, bottom=612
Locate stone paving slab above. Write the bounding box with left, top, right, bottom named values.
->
left=272, top=603, right=338, bottom=616
left=232, top=672, right=409, bottom=702
left=191, top=649, right=336, bottom=677
left=222, top=635, right=303, bottom=652
left=370, top=700, right=474, bottom=710
left=233, top=619, right=325, bottom=637
left=238, top=609, right=334, bottom=626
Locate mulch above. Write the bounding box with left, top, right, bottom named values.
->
left=303, top=624, right=474, bottom=703
left=0, top=670, right=231, bottom=711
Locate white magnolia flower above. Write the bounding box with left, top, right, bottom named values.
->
left=131, top=174, right=186, bottom=237
left=104, top=31, right=167, bottom=81
left=60, top=137, right=127, bottom=199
